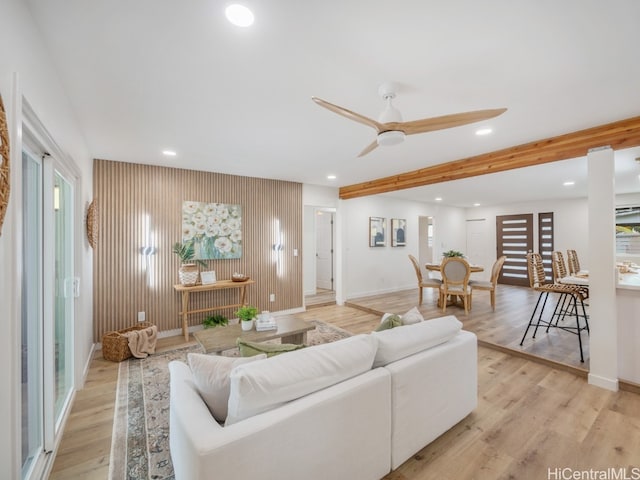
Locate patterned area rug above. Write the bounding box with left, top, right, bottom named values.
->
left=108, top=319, right=352, bottom=479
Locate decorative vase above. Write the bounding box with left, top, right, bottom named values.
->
left=179, top=263, right=199, bottom=286
left=241, top=319, right=254, bottom=331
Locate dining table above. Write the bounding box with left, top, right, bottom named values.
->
left=425, top=263, right=484, bottom=274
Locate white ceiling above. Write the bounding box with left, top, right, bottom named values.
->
left=25, top=0, right=640, bottom=207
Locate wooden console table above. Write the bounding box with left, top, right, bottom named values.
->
left=174, top=279, right=255, bottom=341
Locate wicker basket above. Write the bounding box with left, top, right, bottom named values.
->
left=102, top=322, right=154, bottom=362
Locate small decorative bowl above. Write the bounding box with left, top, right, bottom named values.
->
left=232, top=275, right=249, bottom=282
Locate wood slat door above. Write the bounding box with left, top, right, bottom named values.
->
left=538, top=212, right=554, bottom=283
left=496, top=214, right=533, bottom=286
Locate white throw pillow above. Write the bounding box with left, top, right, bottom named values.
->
left=401, top=306, right=424, bottom=325
left=372, top=315, right=462, bottom=367
left=187, top=353, right=266, bottom=423
left=380, top=307, right=424, bottom=326
left=225, top=334, right=378, bottom=425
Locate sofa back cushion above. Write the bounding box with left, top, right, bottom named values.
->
left=371, top=315, right=462, bottom=367
left=226, top=334, right=378, bottom=425
left=187, top=353, right=267, bottom=423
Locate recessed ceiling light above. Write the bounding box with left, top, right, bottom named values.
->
left=563, top=181, right=575, bottom=186
left=473, top=203, right=481, bottom=207
left=327, top=174, right=336, bottom=180
left=475, top=128, right=492, bottom=136
left=435, top=197, right=442, bottom=202
left=162, top=150, right=177, bottom=156
left=225, top=4, right=254, bottom=27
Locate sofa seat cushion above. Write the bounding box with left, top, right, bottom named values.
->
left=226, top=334, right=378, bottom=425
left=187, top=353, right=266, bottom=423
left=372, top=315, right=462, bottom=367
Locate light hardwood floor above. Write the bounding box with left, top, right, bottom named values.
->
left=50, top=287, right=640, bottom=479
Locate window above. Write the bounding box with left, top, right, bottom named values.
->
left=616, top=206, right=640, bottom=255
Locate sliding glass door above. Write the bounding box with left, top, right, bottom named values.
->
left=21, top=149, right=75, bottom=479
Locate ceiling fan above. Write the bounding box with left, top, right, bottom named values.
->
left=312, top=83, right=507, bottom=157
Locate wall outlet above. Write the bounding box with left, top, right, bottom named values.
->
left=269, top=294, right=275, bottom=302
left=138, top=311, right=146, bottom=322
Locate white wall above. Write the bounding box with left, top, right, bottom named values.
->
left=340, top=195, right=465, bottom=298
left=468, top=197, right=589, bottom=268
left=0, top=0, right=92, bottom=476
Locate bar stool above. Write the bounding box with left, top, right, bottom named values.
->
left=520, top=253, right=590, bottom=362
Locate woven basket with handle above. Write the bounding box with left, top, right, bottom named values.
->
left=102, top=322, right=154, bottom=362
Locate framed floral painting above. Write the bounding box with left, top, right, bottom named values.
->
left=182, top=201, right=242, bottom=259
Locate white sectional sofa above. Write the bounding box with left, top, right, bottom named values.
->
left=169, top=315, right=477, bottom=480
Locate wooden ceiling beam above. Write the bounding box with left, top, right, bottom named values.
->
left=339, top=115, right=640, bottom=200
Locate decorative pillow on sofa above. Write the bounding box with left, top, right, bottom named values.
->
left=237, top=339, right=305, bottom=357
left=375, top=314, right=403, bottom=331
left=187, top=353, right=266, bottom=423
left=371, top=315, right=462, bottom=368
left=378, top=307, right=424, bottom=329
left=225, top=334, right=378, bottom=426
left=400, top=306, right=424, bottom=324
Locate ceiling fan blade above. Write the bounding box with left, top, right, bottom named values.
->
left=398, top=108, right=507, bottom=135
left=357, top=139, right=379, bottom=157
left=312, top=97, right=384, bottom=132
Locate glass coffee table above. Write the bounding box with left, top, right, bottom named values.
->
left=193, top=315, right=315, bottom=354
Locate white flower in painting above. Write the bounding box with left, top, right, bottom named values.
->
left=203, top=203, right=216, bottom=215
left=214, top=236, right=232, bottom=252
left=227, top=218, right=240, bottom=230
left=183, top=202, right=199, bottom=214
left=205, top=224, right=220, bottom=237
left=216, top=205, right=230, bottom=219
left=229, top=205, right=241, bottom=217
left=182, top=225, right=196, bottom=240
left=219, top=222, right=232, bottom=236
left=209, top=214, right=222, bottom=226
left=194, top=222, right=207, bottom=234
left=192, top=212, right=206, bottom=225
left=230, top=230, right=242, bottom=243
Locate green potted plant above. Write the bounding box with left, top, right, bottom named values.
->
left=236, top=305, right=258, bottom=331
left=172, top=242, right=206, bottom=286
left=442, top=249, right=465, bottom=258
left=203, top=314, right=228, bottom=329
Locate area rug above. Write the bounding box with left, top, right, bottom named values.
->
left=108, top=319, right=352, bottom=480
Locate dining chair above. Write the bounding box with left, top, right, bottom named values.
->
left=468, top=255, right=506, bottom=311
left=440, top=256, right=472, bottom=314
left=567, top=249, right=581, bottom=275
left=519, top=253, right=590, bottom=362
left=408, top=254, right=442, bottom=305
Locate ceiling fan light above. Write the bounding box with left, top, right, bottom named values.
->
left=377, top=130, right=405, bottom=146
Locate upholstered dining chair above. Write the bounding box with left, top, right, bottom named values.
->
left=567, top=249, right=581, bottom=275
left=440, top=256, right=472, bottom=314
left=468, top=255, right=506, bottom=311
left=408, top=255, right=442, bottom=305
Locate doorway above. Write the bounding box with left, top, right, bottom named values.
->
left=315, top=210, right=334, bottom=291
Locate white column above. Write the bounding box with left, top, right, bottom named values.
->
left=587, top=146, right=618, bottom=391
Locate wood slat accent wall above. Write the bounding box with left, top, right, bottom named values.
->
left=93, top=160, right=303, bottom=342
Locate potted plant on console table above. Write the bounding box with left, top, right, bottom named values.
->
left=172, top=242, right=207, bottom=286
left=236, top=305, right=258, bottom=331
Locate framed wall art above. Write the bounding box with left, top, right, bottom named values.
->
left=182, top=201, right=242, bottom=259
left=391, top=218, right=406, bottom=247
left=369, top=216, right=386, bottom=247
